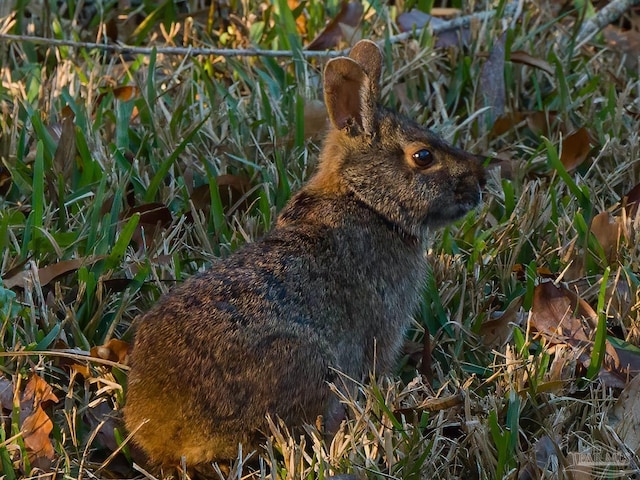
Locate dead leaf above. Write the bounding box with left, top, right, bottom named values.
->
left=604, top=25, right=640, bottom=71
left=480, top=296, right=523, bottom=348
left=303, top=99, right=328, bottom=139
left=510, top=50, right=554, bottom=75
left=479, top=34, right=506, bottom=126
left=430, top=8, right=461, bottom=17
left=20, top=375, right=58, bottom=470
left=397, top=9, right=433, bottom=32
left=512, top=264, right=555, bottom=281
left=21, top=407, right=54, bottom=470
left=396, top=9, right=471, bottom=48
left=0, top=377, right=14, bottom=410
left=52, top=112, right=77, bottom=181
left=123, top=203, right=173, bottom=248
left=530, top=282, right=620, bottom=378
left=518, top=435, right=560, bottom=480
left=90, top=339, right=130, bottom=364
left=560, top=127, right=592, bottom=171
left=83, top=399, right=120, bottom=452
left=287, top=0, right=306, bottom=35
left=609, top=373, right=640, bottom=452
left=3, top=256, right=105, bottom=290
left=112, top=85, right=140, bottom=102
left=590, top=211, right=622, bottom=263
left=623, top=181, right=640, bottom=218
left=22, top=375, right=58, bottom=407
left=190, top=174, right=252, bottom=216
left=306, top=1, right=363, bottom=50
left=490, top=111, right=559, bottom=138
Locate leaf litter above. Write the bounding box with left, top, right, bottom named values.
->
left=3, top=0, right=640, bottom=478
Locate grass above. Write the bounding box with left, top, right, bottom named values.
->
left=1, top=0, right=640, bottom=478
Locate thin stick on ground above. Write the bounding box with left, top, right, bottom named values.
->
left=0, top=2, right=520, bottom=59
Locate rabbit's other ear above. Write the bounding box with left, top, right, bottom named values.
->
left=348, top=40, right=382, bottom=97
left=324, top=56, right=379, bottom=136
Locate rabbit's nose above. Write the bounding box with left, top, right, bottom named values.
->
left=473, top=155, right=488, bottom=188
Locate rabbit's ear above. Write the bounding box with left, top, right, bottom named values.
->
left=348, top=40, right=382, bottom=97
left=324, top=56, right=378, bottom=136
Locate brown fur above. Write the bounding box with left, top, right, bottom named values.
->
left=124, top=40, right=485, bottom=470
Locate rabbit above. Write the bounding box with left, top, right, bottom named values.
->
left=124, top=39, right=485, bottom=470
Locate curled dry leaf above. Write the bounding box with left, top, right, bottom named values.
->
left=20, top=375, right=59, bottom=470
left=590, top=211, right=622, bottom=263
left=3, top=256, right=105, bottom=290
left=90, top=338, right=131, bottom=365
left=560, top=127, right=592, bottom=171
left=306, top=1, right=363, bottom=50
left=509, top=51, right=554, bottom=75
left=530, top=281, right=620, bottom=378
left=480, top=296, right=523, bottom=348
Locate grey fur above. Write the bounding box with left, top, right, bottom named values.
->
left=124, top=40, right=485, bottom=469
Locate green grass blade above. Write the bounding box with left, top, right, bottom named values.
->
left=587, top=266, right=610, bottom=379
left=144, top=114, right=210, bottom=203
left=105, top=213, right=140, bottom=270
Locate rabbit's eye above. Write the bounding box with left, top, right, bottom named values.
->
left=412, top=149, right=433, bottom=168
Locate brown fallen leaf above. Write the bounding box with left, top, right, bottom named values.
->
left=288, top=0, right=307, bottom=36
left=3, top=256, right=105, bottom=290
left=190, top=174, right=253, bottom=216
left=590, top=211, right=622, bottom=263
left=20, top=375, right=59, bottom=470
left=52, top=110, right=77, bottom=181
left=112, top=85, right=140, bottom=102
left=122, top=203, right=173, bottom=248
left=306, top=1, right=363, bottom=50
left=0, top=377, right=14, bottom=411
left=518, top=435, right=561, bottom=480
left=511, top=264, right=555, bottom=281
left=609, top=373, right=640, bottom=452
left=490, top=111, right=559, bottom=138
left=22, top=407, right=55, bottom=470
left=623, top=181, right=640, bottom=218
left=480, top=296, right=523, bottom=348
left=560, top=127, right=592, bottom=171
left=510, top=50, right=554, bottom=75
left=90, top=339, right=130, bottom=364
left=303, top=99, right=328, bottom=139
left=603, top=24, right=640, bottom=71
left=396, top=9, right=471, bottom=48
left=530, top=281, right=620, bottom=378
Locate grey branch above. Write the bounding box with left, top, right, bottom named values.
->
left=0, top=2, right=520, bottom=59
left=576, top=0, right=640, bottom=48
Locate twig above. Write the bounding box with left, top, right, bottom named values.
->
left=575, top=0, right=640, bottom=48
left=0, top=2, right=520, bottom=59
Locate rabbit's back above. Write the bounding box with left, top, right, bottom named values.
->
left=124, top=191, right=428, bottom=465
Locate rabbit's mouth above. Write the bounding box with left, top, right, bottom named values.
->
left=426, top=185, right=483, bottom=228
